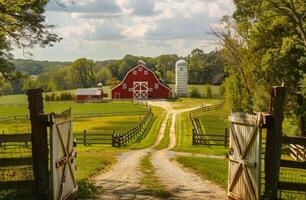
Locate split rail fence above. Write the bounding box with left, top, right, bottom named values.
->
left=190, top=102, right=229, bottom=147
left=73, top=107, right=154, bottom=147
left=112, top=107, right=154, bottom=147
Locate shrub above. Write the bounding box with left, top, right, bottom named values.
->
left=190, top=87, right=201, bottom=98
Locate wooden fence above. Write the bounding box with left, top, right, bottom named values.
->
left=192, top=128, right=228, bottom=147
left=190, top=102, right=228, bottom=146
left=0, top=133, right=34, bottom=190
left=112, top=107, right=154, bottom=147
left=74, top=131, right=113, bottom=145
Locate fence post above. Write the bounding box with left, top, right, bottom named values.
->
left=83, top=130, right=87, bottom=146
left=27, top=88, right=50, bottom=200
left=224, top=128, right=228, bottom=148
left=112, top=130, right=115, bottom=147
left=192, top=129, right=195, bottom=145
left=264, top=86, right=286, bottom=199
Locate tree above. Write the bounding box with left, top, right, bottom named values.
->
left=215, top=0, right=305, bottom=135
left=0, top=1, right=61, bottom=82
left=70, top=58, right=96, bottom=88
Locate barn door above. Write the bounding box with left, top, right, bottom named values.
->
left=228, top=113, right=262, bottom=200
left=133, top=82, right=148, bottom=99
left=50, top=109, right=78, bottom=200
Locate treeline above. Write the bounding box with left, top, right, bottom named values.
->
left=0, top=49, right=225, bottom=95
left=219, top=1, right=305, bottom=136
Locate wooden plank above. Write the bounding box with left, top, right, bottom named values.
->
left=0, top=134, right=31, bottom=143
left=283, top=136, right=306, bottom=146
left=280, top=160, right=306, bottom=170
left=0, top=180, right=35, bottom=190
left=0, top=157, right=32, bottom=167
left=278, top=181, right=306, bottom=192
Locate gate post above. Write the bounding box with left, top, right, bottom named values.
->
left=27, top=88, right=50, bottom=200
left=264, top=86, right=286, bottom=199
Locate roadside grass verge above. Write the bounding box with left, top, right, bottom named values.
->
left=176, top=156, right=228, bottom=189
left=154, top=115, right=171, bottom=150
left=76, top=151, right=117, bottom=198
left=129, top=106, right=166, bottom=149
left=172, top=111, right=228, bottom=155
left=139, top=153, right=171, bottom=198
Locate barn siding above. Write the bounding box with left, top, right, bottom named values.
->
left=111, top=65, right=172, bottom=99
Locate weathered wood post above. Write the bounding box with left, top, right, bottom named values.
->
left=264, top=86, right=286, bottom=199
left=27, top=88, right=50, bottom=200
left=224, top=128, right=228, bottom=148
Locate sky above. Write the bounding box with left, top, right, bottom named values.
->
left=13, top=0, right=235, bottom=61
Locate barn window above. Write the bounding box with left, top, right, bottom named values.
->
left=133, top=70, right=137, bottom=75
left=154, top=83, right=159, bottom=89
left=138, top=67, right=143, bottom=71
left=123, top=83, right=127, bottom=89
left=144, top=70, right=148, bottom=75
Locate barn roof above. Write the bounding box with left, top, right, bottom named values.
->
left=111, top=61, right=172, bottom=91
left=76, top=88, right=101, bottom=96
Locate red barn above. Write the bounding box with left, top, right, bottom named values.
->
left=111, top=60, right=172, bottom=99
left=76, top=88, right=103, bottom=102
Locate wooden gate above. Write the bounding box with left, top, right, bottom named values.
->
left=50, top=109, right=78, bottom=200
left=228, top=112, right=262, bottom=200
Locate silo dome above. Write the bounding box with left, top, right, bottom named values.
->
left=175, top=59, right=188, bottom=97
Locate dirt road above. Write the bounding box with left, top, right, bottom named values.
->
left=95, top=100, right=226, bottom=200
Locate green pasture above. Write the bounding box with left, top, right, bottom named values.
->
left=168, top=98, right=222, bottom=110
left=0, top=101, right=145, bottom=117
left=176, top=156, right=228, bottom=189
left=197, top=109, right=228, bottom=145
left=172, top=109, right=228, bottom=155
left=129, top=106, right=166, bottom=149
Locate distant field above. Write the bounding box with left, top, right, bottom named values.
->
left=0, top=101, right=145, bottom=117
left=0, top=84, right=219, bottom=105
left=168, top=84, right=220, bottom=95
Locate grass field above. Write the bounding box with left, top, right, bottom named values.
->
left=173, top=111, right=228, bottom=155
left=176, top=157, right=228, bottom=189
left=129, top=106, right=166, bottom=149
left=167, top=98, right=221, bottom=110
left=0, top=101, right=145, bottom=117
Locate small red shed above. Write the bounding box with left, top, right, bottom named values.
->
left=111, top=60, right=172, bottom=99
left=76, top=88, right=103, bottom=102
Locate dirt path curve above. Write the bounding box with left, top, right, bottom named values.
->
left=95, top=100, right=225, bottom=200
left=94, top=101, right=172, bottom=200
left=150, top=101, right=226, bottom=199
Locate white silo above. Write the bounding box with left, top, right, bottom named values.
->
left=175, top=59, right=188, bottom=97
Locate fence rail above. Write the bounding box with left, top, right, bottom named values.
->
left=74, top=131, right=113, bottom=145
left=190, top=102, right=227, bottom=146
left=112, top=107, right=154, bottom=147
left=0, top=133, right=34, bottom=191
left=278, top=136, right=306, bottom=193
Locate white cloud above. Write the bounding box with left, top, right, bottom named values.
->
left=13, top=0, right=235, bottom=61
